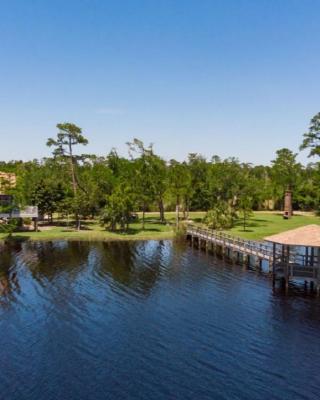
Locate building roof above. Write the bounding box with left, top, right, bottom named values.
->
left=264, top=224, right=320, bottom=247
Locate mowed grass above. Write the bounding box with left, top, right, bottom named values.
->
left=0, top=211, right=319, bottom=242
left=228, top=212, right=320, bottom=240
left=0, top=218, right=175, bottom=242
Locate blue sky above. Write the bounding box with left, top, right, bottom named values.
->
left=1, top=0, right=320, bottom=165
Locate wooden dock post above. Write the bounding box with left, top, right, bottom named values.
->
left=310, top=281, right=314, bottom=292
left=255, top=257, right=262, bottom=270
left=285, top=278, right=289, bottom=293
left=317, top=248, right=320, bottom=296
left=243, top=254, right=249, bottom=268
left=232, top=250, right=237, bottom=264
left=272, top=243, right=276, bottom=285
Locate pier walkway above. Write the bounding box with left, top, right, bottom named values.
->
left=186, top=225, right=274, bottom=268
left=186, top=224, right=320, bottom=293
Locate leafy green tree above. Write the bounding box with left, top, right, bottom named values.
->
left=149, top=155, right=167, bottom=223
left=300, top=112, right=320, bottom=157
left=101, top=185, right=135, bottom=231
left=168, top=160, right=191, bottom=225
left=208, top=157, right=244, bottom=208
left=127, top=139, right=157, bottom=229
left=30, top=180, right=65, bottom=221
left=203, top=201, right=234, bottom=230
left=188, top=153, right=210, bottom=212
left=250, top=165, right=274, bottom=210
left=237, top=195, right=254, bottom=231
left=235, top=166, right=257, bottom=230
left=0, top=219, right=18, bottom=239
left=76, top=158, right=114, bottom=218
left=271, top=148, right=301, bottom=211
left=47, top=123, right=88, bottom=229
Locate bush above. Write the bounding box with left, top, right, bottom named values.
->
left=100, top=187, right=134, bottom=232
left=23, top=218, right=32, bottom=226
left=203, top=202, right=234, bottom=230
left=0, top=219, right=18, bottom=237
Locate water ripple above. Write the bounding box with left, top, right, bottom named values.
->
left=0, top=240, right=320, bottom=400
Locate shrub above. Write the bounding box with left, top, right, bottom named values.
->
left=203, top=202, right=234, bottom=230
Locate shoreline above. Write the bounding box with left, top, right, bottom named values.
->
left=1, top=211, right=319, bottom=244
left=0, top=230, right=176, bottom=244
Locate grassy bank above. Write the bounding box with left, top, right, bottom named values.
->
left=0, top=211, right=319, bottom=242
left=0, top=219, right=175, bottom=242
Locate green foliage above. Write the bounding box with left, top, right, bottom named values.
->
left=30, top=180, right=65, bottom=219
left=127, top=138, right=168, bottom=226
left=168, top=160, right=192, bottom=224
left=300, top=112, right=320, bottom=157
left=236, top=168, right=256, bottom=231
left=187, top=153, right=210, bottom=211
left=203, top=202, right=234, bottom=230
left=47, top=122, right=89, bottom=229
left=0, top=219, right=18, bottom=238
left=0, top=204, right=14, bottom=214
left=237, top=198, right=254, bottom=231
left=47, top=123, right=88, bottom=157
left=2, top=112, right=320, bottom=233
left=101, top=185, right=135, bottom=232
left=271, top=148, right=301, bottom=191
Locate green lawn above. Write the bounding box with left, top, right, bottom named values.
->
left=227, top=212, right=320, bottom=240
left=0, top=219, right=175, bottom=242
left=1, top=211, right=319, bottom=242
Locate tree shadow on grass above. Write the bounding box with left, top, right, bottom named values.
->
left=131, top=228, right=163, bottom=235
left=40, top=219, right=97, bottom=228
left=104, top=226, right=164, bottom=236
left=233, top=218, right=270, bottom=229
left=191, top=218, right=203, bottom=223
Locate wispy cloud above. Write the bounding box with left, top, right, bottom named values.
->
left=95, top=107, right=125, bottom=115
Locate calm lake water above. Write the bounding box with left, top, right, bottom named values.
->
left=0, top=240, right=320, bottom=400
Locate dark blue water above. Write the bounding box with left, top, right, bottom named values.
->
left=0, top=240, right=320, bottom=400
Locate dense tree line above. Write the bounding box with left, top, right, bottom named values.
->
left=1, top=113, right=320, bottom=231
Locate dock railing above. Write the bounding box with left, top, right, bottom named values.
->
left=187, top=224, right=320, bottom=280
left=186, top=224, right=275, bottom=261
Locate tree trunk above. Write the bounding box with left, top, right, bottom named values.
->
left=176, top=196, right=180, bottom=226
left=159, top=198, right=165, bottom=223
left=111, top=221, right=116, bottom=231
left=68, top=136, right=81, bottom=230
left=76, top=215, right=81, bottom=231
left=69, top=138, right=77, bottom=196
left=142, top=204, right=146, bottom=230
left=185, top=199, right=190, bottom=220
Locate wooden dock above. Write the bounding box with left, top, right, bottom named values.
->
left=186, top=225, right=274, bottom=270
left=186, top=225, right=320, bottom=293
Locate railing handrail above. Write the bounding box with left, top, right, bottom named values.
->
left=186, top=224, right=274, bottom=258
